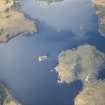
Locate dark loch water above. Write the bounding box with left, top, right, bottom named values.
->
left=0, top=0, right=105, bottom=105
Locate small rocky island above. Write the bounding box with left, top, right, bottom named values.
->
left=38, top=55, right=48, bottom=62
left=34, top=0, right=63, bottom=4
left=0, top=0, right=37, bottom=43
left=92, top=0, right=105, bottom=36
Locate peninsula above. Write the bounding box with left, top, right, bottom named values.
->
left=0, top=0, right=37, bottom=43
left=55, top=45, right=105, bottom=85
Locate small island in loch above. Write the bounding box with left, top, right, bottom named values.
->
left=33, top=0, right=63, bottom=4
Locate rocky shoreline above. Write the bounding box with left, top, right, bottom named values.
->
left=0, top=81, right=21, bottom=105
left=92, top=0, right=105, bottom=37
